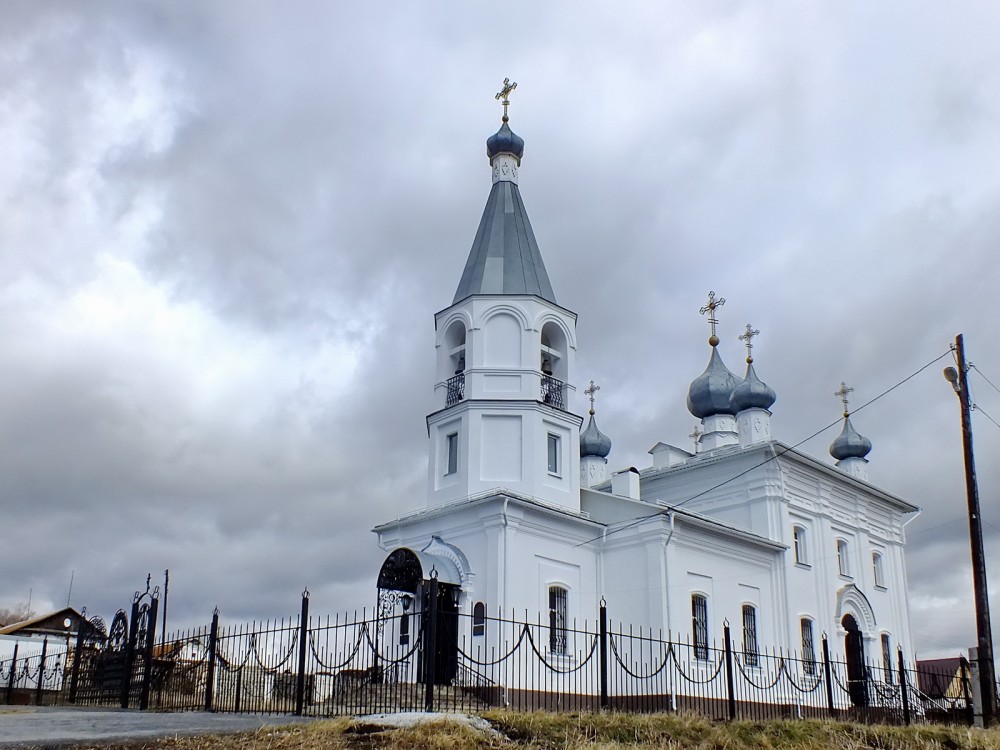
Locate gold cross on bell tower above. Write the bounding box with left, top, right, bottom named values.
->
left=834, top=381, right=854, bottom=418
left=584, top=379, right=601, bottom=416
left=739, top=324, right=760, bottom=364
left=495, top=77, right=517, bottom=122
left=699, top=291, right=726, bottom=347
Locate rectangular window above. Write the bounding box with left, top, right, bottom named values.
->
left=548, top=586, right=568, bottom=654
left=881, top=634, right=894, bottom=684
left=445, top=432, right=458, bottom=475
left=793, top=526, right=807, bottom=564
left=742, top=604, right=759, bottom=666
left=837, top=539, right=850, bottom=577
left=873, top=552, right=886, bottom=588
left=801, top=618, right=816, bottom=675
left=547, top=433, right=561, bottom=475
left=692, top=594, right=709, bottom=660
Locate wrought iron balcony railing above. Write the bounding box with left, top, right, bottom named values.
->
left=446, top=373, right=465, bottom=407
left=540, top=375, right=566, bottom=410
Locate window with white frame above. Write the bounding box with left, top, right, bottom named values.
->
left=692, top=594, right=709, bottom=660
left=793, top=525, right=807, bottom=565
left=873, top=552, right=886, bottom=588
left=800, top=618, right=816, bottom=675
left=548, top=586, right=568, bottom=654
left=472, top=602, right=486, bottom=637
left=445, top=432, right=459, bottom=475
left=837, top=539, right=850, bottom=577
left=742, top=604, right=759, bottom=666
left=881, top=633, right=894, bottom=684
left=547, top=433, right=561, bottom=476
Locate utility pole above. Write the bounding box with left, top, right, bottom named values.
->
left=944, top=333, right=996, bottom=726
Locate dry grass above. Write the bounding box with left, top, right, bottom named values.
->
left=46, top=712, right=1000, bottom=750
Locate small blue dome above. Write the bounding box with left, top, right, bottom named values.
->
left=687, top=347, right=740, bottom=419
left=580, top=414, right=612, bottom=458
left=486, top=121, right=524, bottom=160
left=830, top=416, right=872, bottom=461
left=730, top=362, right=777, bottom=413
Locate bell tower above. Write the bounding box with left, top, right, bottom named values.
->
left=426, top=81, right=583, bottom=511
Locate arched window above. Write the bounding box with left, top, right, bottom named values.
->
left=881, top=633, right=894, bottom=684
left=800, top=618, right=816, bottom=675
left=472, top=602, right=486, bottom=637
left=548, top=586, right=568, bottom=654
left=793, top=525, right=807, bottom=565
left=872, top=552, right=886, bottom=588
left=691, top=594, right=709, bottom=660
left=742, top=604, right=759, bottom=666
left=837, top=539, right=850, bottom=577
left=444, top=320, right=467, bottom=407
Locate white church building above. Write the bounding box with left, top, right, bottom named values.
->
left=372, top=99, right=918, bottom=686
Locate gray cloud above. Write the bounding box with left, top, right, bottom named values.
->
left=2, top=1, right=1000, bottom=660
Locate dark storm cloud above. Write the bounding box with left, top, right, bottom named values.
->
left=2, top=1, right=1000, bottom=658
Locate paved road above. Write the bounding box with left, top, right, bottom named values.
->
left=0, top=706, right=311, bottom=748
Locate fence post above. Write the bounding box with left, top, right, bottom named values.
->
left=896, top=648, right=911, bottom=726
left=295, top=588, right=310, bottom=716
left=599, top=598, right=609, bottom=710
left=139, top=596, right=159, bottom=710
left=69, top=621, right=88, bottom=704
left=961, top=657, right=974, bottom=726
left=34, top=637, right=48, bottom=706
left=822, top=633, right=836, bottom=718
left=121, top=598, right=141, bottom=709
left=204, top=608, right=219, bottom=712
left=423, top=573, right=439, bottom=712
left=723, top=620, right=736, bottom=721
left=5, top=643, right=18, bottom=705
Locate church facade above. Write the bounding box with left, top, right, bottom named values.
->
left=372, top=103, right=918, bottom=679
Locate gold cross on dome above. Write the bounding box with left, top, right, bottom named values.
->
left=689, top=424, right=704, bottom=452
left=739, top=323, right=760, bottom=364
left=495, top=77, right=517, bottom=121
left=699, top=291, right=726, bottom=346
left=834, top=381, right=854, bottom=417
left=584, top=379, right=601, bottom=416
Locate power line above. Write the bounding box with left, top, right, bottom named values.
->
left=973, top=403, right=1000, bottom=432
left=971, top=364, right=1000, bottom=399
left=574, top=349, right=954, bottom=548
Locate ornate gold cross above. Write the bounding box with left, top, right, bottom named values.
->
left=584, top=379, right=601, bottom=416
left=834, top=381, right=854, bottom=417
left=689, top=424, right=704, bottom=452
left=495, top=77, right=517, bottom=121
left=739, top=323, right=760, bottom=364
left=699, top=291, right=725, bottom=346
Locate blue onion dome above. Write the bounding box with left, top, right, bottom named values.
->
left=730, top=362, right=777, bottom=413
left=830, top=416, right=872, bottom=461
left=486, top=119, right=525, bottom=160
left=687, top=347, right=740, bottom=418
left=580, top=414, right=612, bottom=458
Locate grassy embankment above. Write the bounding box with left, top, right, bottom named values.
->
left=60, top=711, right=1000, bottom=750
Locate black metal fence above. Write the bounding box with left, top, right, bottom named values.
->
left=0, top=584, right=978, bottom=725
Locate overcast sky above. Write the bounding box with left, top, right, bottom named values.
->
left=3, top=1, right=1000, bottom=660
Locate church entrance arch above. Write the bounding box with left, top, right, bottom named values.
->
left=842, top=614, right=869, bottom=707
left=377, top=548, right=461, bottom=685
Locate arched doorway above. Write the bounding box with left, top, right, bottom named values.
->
left=842, top=614, right=869, bottom=707
left=377, top=548, right=461, bottom=685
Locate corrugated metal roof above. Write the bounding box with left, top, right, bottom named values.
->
left=452, top=180, right=556, bottom=304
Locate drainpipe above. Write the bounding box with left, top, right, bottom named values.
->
left=664, top=510, right=675, bottom=637
left=502, top=498, right=509, bottom=612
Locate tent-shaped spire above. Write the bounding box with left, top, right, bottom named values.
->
left=453, top=112, right=556, bottom=305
